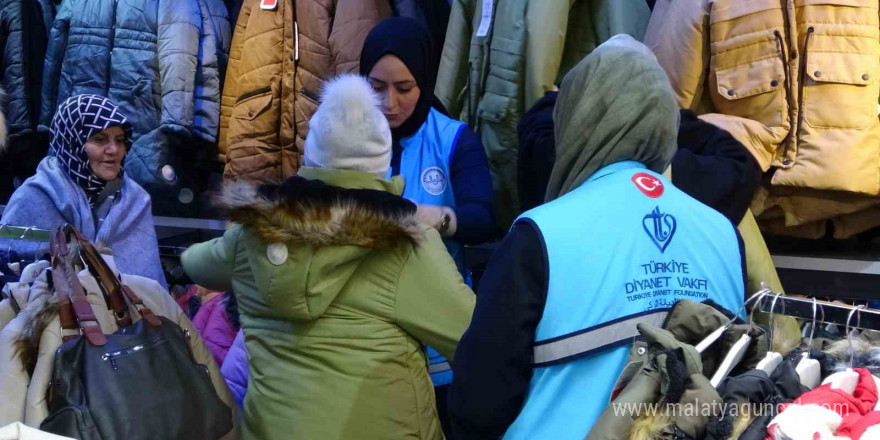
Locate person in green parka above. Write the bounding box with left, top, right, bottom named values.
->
left=181, top=74, right=476, bottom=440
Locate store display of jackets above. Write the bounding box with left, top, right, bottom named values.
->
left=218, top=0, right=392, bottom=183
left=39, top=0, right=231, bottom=214
left=645, top=0, right=880, bottom=239
left=435, top=0, right=652, bottom=227
left=0, top=0, right=51, bottom=200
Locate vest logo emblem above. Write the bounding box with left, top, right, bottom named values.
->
left=632, top=173, right=664, bottom=198
left=643, top=207, right=677, bottom=253
left=421, top=167, right=447, bottom=196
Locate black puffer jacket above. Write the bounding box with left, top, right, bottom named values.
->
left=0, top=0, right=50, bottom=200
left=0, top=0, right=47, bottom=141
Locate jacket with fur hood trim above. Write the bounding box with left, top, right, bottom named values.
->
left=182, top=166, right=476, bottom=440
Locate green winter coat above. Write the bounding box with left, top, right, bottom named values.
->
left=181, top=167, right=476, bottom=440
left=435, top=0, right=651, bottom=227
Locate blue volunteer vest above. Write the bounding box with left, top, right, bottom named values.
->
left=503, top=161, right=745, bottom=440
left=398, top=108, right=467, bottom=387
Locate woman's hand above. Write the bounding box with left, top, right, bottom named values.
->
left=415, top=204, right=458, bottom=238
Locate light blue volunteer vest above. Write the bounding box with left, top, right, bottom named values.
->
left=398, top=107, right=467, bottom=387
left=502, top=161, right=745, bottom=440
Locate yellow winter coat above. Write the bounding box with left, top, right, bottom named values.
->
left=645, top=0, right=880, bottom=238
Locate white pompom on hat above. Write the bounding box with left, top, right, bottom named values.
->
left=303, top=74, right=392, bottom=176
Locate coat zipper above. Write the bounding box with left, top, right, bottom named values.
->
left=792, top=26, right=816, bottom=162
left=101, top=336, right=166, bottom=370
left=299, top=88, right=319, bottom=103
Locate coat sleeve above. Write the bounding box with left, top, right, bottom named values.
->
left=524, top=1, right=569, bottom=110
left=394, top=227, right=476, bottom=361
left=435, top=0, right=474, bottom=117
left=39, top=0, right=72, bottom=131
left=330, top=0, right=390, bottom=75
left=181, top=225, right=240, bottom=292
left=448, top=220, right=549, bottom=440
left=157, top=0, right=201, bottom=136
left=192, top=0, right=227, bottom=143
left=672, top=110, right=762, bottom=225
left=644, top=0, right=709, bottom=111
left=450, top=126, right=497, bottom=244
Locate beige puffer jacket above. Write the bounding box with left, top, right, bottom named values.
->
left=0, top=256, right=234, bottom=435
left=645, top=0, right=880, bottom=238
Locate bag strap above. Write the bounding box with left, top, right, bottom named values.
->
left=71, top=227, right=161, bottom=328
left=52, top=226, right=106, bottom=346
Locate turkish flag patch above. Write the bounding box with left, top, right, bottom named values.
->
left=260, top=0, right=278, bottom=10
left=631, top=173, right=664, bottom=198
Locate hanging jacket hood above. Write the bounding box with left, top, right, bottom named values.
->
left=546, top=35, right=679, bottom=202
left=217, top=167, right=422, bottom=320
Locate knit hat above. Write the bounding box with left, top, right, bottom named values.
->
left=303, top=74, right=392, bottom=176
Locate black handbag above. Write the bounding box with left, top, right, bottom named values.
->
left=39, top=225, right=232, bottom=440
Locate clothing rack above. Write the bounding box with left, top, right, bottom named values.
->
left=0, top=224, right=52, bottom=242
left=755, top=294, right=880, bottom=331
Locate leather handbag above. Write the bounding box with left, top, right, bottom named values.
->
left=40, top=225, right=232, bottom=440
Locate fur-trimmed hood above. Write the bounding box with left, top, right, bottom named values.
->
left=217, top=169, right=423, bottom=250
left=212, top=168, right=430, bottom=321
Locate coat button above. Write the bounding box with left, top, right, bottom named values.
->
left=814, top=71, right=822, bottom=78
left=161, top=165, right=176, bottom=181
left=178, top=188, right=194, bottom=204
left=637, top=347, right=647, bottom=356
left=771, top=80, right=779, bottom=87
left=727, top=89, right=735, bottom=96
left=248, top=111, right=254, bottom=117
left=791, top=51, right=798, bottom=60
left=863, top=74, right=870, bottom=81
left=267, top=243, right=288, bottom=266
left=783, top=160, right=792, bottom=166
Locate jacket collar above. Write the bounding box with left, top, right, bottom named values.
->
left=296, top=167, right=405, bottom=195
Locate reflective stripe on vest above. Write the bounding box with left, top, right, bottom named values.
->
left=532, top=309, right=668, bottom=367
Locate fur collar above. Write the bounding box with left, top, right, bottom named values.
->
left=218, top=175, right=424, bottom=249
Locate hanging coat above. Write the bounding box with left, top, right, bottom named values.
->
left=436, top=0, right=652, bottom=227
left=645, top=0, right=880, bottom=238
left=218, top=0, right=392, bottom=183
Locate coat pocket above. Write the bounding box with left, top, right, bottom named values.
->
left=230, top=83, right=276, bottom=139
left=712, top=57, right=787, bottom=127
left=803, top=52, right=879, bottom=129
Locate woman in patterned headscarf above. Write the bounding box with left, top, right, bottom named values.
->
left=2, top=94, right=166, bottom=288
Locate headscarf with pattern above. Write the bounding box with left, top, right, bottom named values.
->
left=49, top=95, right=132, bottom=207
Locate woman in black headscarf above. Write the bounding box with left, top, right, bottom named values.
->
left=360, top=17, right=497, bottom=280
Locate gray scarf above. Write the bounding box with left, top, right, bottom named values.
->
left=545, top=35, right=679, bottom=202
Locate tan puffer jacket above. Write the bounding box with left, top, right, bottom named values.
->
left=218, top=0, right=391, bottom=183
left=0, top=257, right=235, bottom=436
left=645, top=0, right=880, bottom=238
